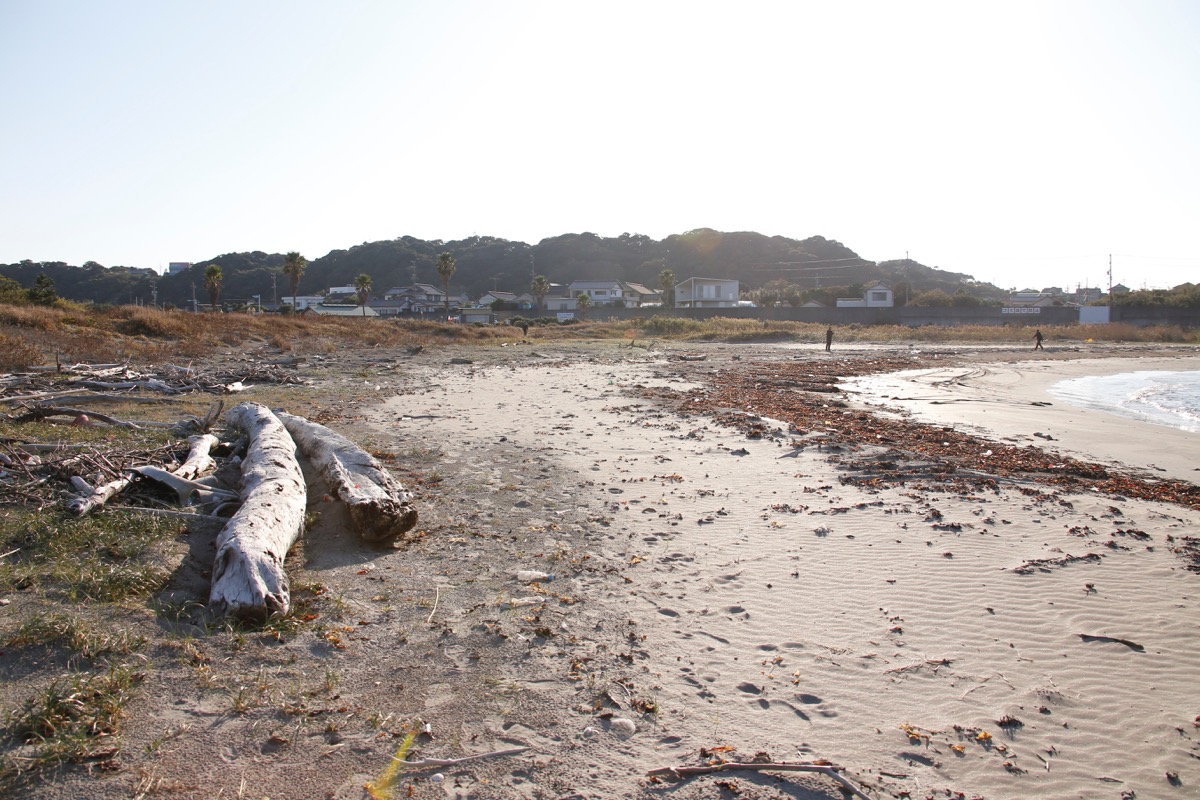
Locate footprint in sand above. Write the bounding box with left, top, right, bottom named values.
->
left=736, top=682, right=772, bottom=710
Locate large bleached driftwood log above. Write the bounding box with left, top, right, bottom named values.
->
left=278, top=411, right=417, bottom=543
left=210, top=403, right=307, bottom=620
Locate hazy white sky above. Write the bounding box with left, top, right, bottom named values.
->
left=2, top=0, right=1197, bottom=291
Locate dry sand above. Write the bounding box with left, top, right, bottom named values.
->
left=8, top=341, right=1200, bottom=800
left=349, top=342, right=1200, bottom=798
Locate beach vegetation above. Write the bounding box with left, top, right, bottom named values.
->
left=1105, top=283, right=1200, bottom=308
left=203, top=264, right=223, bottom=311
left=282, top=251, right=307, bottom=306
left=0, top=509, right=179, bottom=603
left=530, top=274, right=550, bottom=312
left=354, top=272, right=373, bottom=316
left=0, top=302, right=1197, bottom=374
left=0, top=664, right=145, bottom=786
left=436, top=252, right=456, bottom=316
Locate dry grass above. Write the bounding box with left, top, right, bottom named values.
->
left=0, top=664, right=145, bottom=787
left=0, top=304, right=1195, bottom=372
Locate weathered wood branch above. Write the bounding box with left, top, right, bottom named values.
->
left=176, top=434, right=219, bottom=479
left=66, top=473, right=133, bottom=517
left=278, top=411, right=417, bottom=543
left=0, top=390, right=168, bottom=406
left=209, top=403, right=307, bottom=620
left=77, top=379, right=181, bottom=394
left=12, top=406, right=143, bottom=430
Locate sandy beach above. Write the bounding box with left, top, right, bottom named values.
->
left=344, top=342, right=1200, bottom=799
left=6, top=341, right=1200, bottom=800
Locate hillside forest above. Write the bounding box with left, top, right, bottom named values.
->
left=1, top=228, right=1195, bottom=309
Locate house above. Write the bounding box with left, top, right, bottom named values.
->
left=836, top=281, right=894, bottom=308
left=382, top=284, right=451, bottom=313
left=675, top=277, right=739, bottom=308
left=542, top=292, right=578, bottom=312
left=282, top=295, right=325, bottom=310
left=478, top=290, right=519, bottom=307
left=303, top=303, right=378, bottom=317
left=567, top=280, right=624, bottom=306
left=366, top=299, right=409, bottom=318
left=514, top=293, right=535, bottom=310
left=1110, top=284, right=1131, bottom=295
left=620, top=281, right=660, bottom=307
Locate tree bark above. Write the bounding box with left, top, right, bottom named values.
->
left=209, top=403, right=307, bottom=621
left=278, top=412, right=417, bottom=543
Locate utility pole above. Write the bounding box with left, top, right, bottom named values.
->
left=271, top=273, right=278, bottom=306
left=1107, top=254, right=1113, bottom=297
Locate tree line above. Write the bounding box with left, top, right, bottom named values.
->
left=3, top=228, right=1017, bottom=309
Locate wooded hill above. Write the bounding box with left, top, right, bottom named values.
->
left=1, top=229, right=1005, bottom=307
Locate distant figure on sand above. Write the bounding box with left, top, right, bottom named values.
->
left=1033, top=329, right=1044, bottom=350
left=825, top=327, right=834, bottom=352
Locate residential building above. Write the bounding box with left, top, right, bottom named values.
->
left=675, top=277, right=739, bottom=308
left=620, top=281, right=660, bottom=307
left=542, top=292, right=578, bottom=312
left=478, top=290, right=519, bottom=307
left=282, top=295, right=325, bottom=310
left=836, top=281, right=894, bottom=308
left=567, top=280, right=624, bottom=305
left=303, top=303, right=378, bottom=317
left=382, top=284, right=451, bottom=313
left=167, top=262, right=191, bottom=275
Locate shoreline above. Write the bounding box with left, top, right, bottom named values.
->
left=842, top=353, right=1200, bottom=483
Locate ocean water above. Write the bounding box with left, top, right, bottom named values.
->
left=1048, top=370, right=1200, bottom=433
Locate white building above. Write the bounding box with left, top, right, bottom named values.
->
left=675, top=277, right=739, bottom=308
left=836, top=281, right=894, bottom=308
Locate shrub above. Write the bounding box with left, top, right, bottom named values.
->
left=0, top=333, right=43, bottom=370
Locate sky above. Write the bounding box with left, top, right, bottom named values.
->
left=1, top=0, right=1197, bottom=292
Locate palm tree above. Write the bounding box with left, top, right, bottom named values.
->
left=282, top=251, right=307, bottom=309
left=436, top=252, right=456, bottom=318
left=658, top=268, right=675, bottom=309
left=575, top=293, right=591, bottom=321
left=530, top=274, right=550, bottom=313
left=204, top=264, right=223, bottom=311
left=354, top=273, right=373, bottom=317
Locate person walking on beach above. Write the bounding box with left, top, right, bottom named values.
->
left=825, top=326, right=834, bottom=352
left=1033, top=329, right=1044, bottom=350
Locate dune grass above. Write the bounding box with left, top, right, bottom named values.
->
left=0, top=303, right=1195, bottom=372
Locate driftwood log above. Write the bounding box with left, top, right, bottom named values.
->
left=66, top=473, right=133, bottom=517
left=209, top=403, right=307, bottom=620
left=278, top=411, right=417, bottom=543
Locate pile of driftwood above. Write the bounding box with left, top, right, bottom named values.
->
left=1, top=397, right=416, bottom=621
left=0, top=359, right=306, bottom=404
